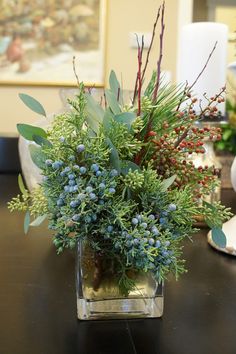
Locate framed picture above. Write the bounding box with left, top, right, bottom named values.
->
left=0, top=0, right=106, bottom=86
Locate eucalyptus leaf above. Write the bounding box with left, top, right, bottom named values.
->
left=114, top=112, right=136, bottom=130
left=103, top=110, right=114, bottom=132
left=30, top=214, right=47, bottom=227
left=24, top=210, right=30, bottom=234
left=109, top=70, right=122, bottom=101
left=211, top=227, right=227, bottom=248
left=85, top=92, right=104, bottom=132
left=28, top=144, right=46, bottom=169
left=17, top=124, right=47, bottom=141
left=19, top=93, right=46, bottom=117
left=18, top=174, right=27, bottom=196
left=161, top=174, right=177, bottom=192
left=33, top=135, right=52, bottom=147
left=105, top=138, right=121, bottom=172
left=121, top=160, right=141, bottom=175
left=105, top=89, right=121, bottom=115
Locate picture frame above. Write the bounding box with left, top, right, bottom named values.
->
left=0, top=0, right=107, bottom=87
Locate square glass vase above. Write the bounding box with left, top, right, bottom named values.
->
left=76, top=241, right=164, bottom=320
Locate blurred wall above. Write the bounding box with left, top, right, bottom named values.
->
left=0, top=0, right=179, bottom=136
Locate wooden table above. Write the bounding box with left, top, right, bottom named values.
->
left=1, top=174, right=236, bottom=354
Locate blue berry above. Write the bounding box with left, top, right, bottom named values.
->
left=96, top=170, right=102, bottom=177
left=149, top=238, right=155, bottom=246
left=136, top=214, right=142, bottom=221
left=69, top=155, right=75, bottom=161
left=133, top=238, right=139, bottom=245
left=79, top=166, right=87, bottom=174
left=70, top=200, right=78, bottom=208
left=77, top=193, right=86, bottom=201
left=57, top=198, right=64, bottom=207
left=132, top=218, right=139, bottom=225
left=151, top=226, right=159, bottom=236
left=59, top=136, right=65, bottom=143
left=168, top=203, right=177, bottom=211
left=159, top=217, right=166, bottom=225
left=73, top=165, right=80, bottom=170
left=148, top=214, right=155, bottom=220
left=89, top=192, right=97, bottom=200
left=52, top=161, right=61, bottom=169
left=45, top=159, right=53, bottom=166
left=162, top=250, right=169, bottom=257
left=72, top=214, right=80, bottom=221
left=77, top=144, right=85, bottom=153
left=99, top=182, right=106, bottom=189
left=145, top=230, right=150, bottom=236
left=68, top=173, right=75, bottom=180
left=161, top=211, right=168, bottom=216
left=126, top=240, right=133, bottom=248
left=141, top=222, right=147, bottom=229
left=91, top=214, right=97, bottom=221
left=108, top=187, right=116, bottom=194
left=60, top=171, right=66, bottom=177
left=165, top=259, right=172, bottom=265
left=98, top=199, right=105, bottom=205
left=107, top=225, right=113, bottom=233
left=69, top=186, right=74, bottom=193
left=69, top=180, right=75, bottom=186
left=91, top=163, right=99, bottom=172
left=110, top=169, right=118, bottom=177
left=64, top=167, right=71, bottom=173
left=64, top=185, right=70, bottom=192
left=165, top=240, right=170, bottom=247
left=155, top=240, right=161, bottom=248
left=85, top=215, right=92, bottom=223
left=86, top=186, right=93, bottom=193
left=73, top=185, right=78, bottom=192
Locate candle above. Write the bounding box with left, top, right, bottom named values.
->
left=177, top=22, right=228, bottom=116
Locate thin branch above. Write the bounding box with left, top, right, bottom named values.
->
left=137, top=35, right=144, bottom=116
left=153, top=1, right=165, bottom=102
left=188, top=41, right=218, bottom=92
left=72, top=56, right=80, bottom=87
left=175, top=42, right=217, bottom=112
left=173, top=86, right=226, bottom=148
left=141, top=6, right=161, bottom=83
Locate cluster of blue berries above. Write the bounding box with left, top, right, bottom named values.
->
left=111, top=212, right=177, bottom=274
left=43, top=152, right=121, bottom=237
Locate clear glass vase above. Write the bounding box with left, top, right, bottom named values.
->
left=76, top=241, right=164, bottom=320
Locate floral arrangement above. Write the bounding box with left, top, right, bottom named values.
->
left=8, top=2, right=232, bottom=296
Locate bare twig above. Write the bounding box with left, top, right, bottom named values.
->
left=188, top=41, right=218, bottom=92
left=72, top=56, right=80, bottom=87
left=174, top=86, right=226, bottom=148
left=141, top=6, right=161, bottom=83
left=153, top=1, right=165, bottom=102
left=137, top=35, right=144, bottom=116
left=132, top=34, right=144, bottom=106
left=176, top=42, right=218, bottom=112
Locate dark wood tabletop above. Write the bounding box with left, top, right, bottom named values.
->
left=1, top=173, right=236, bottom=354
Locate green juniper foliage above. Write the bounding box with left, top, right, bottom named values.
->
left=9, top=2, right=232, bottom=295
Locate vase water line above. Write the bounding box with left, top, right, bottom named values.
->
left=75, top=241, right=164, bottom=320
